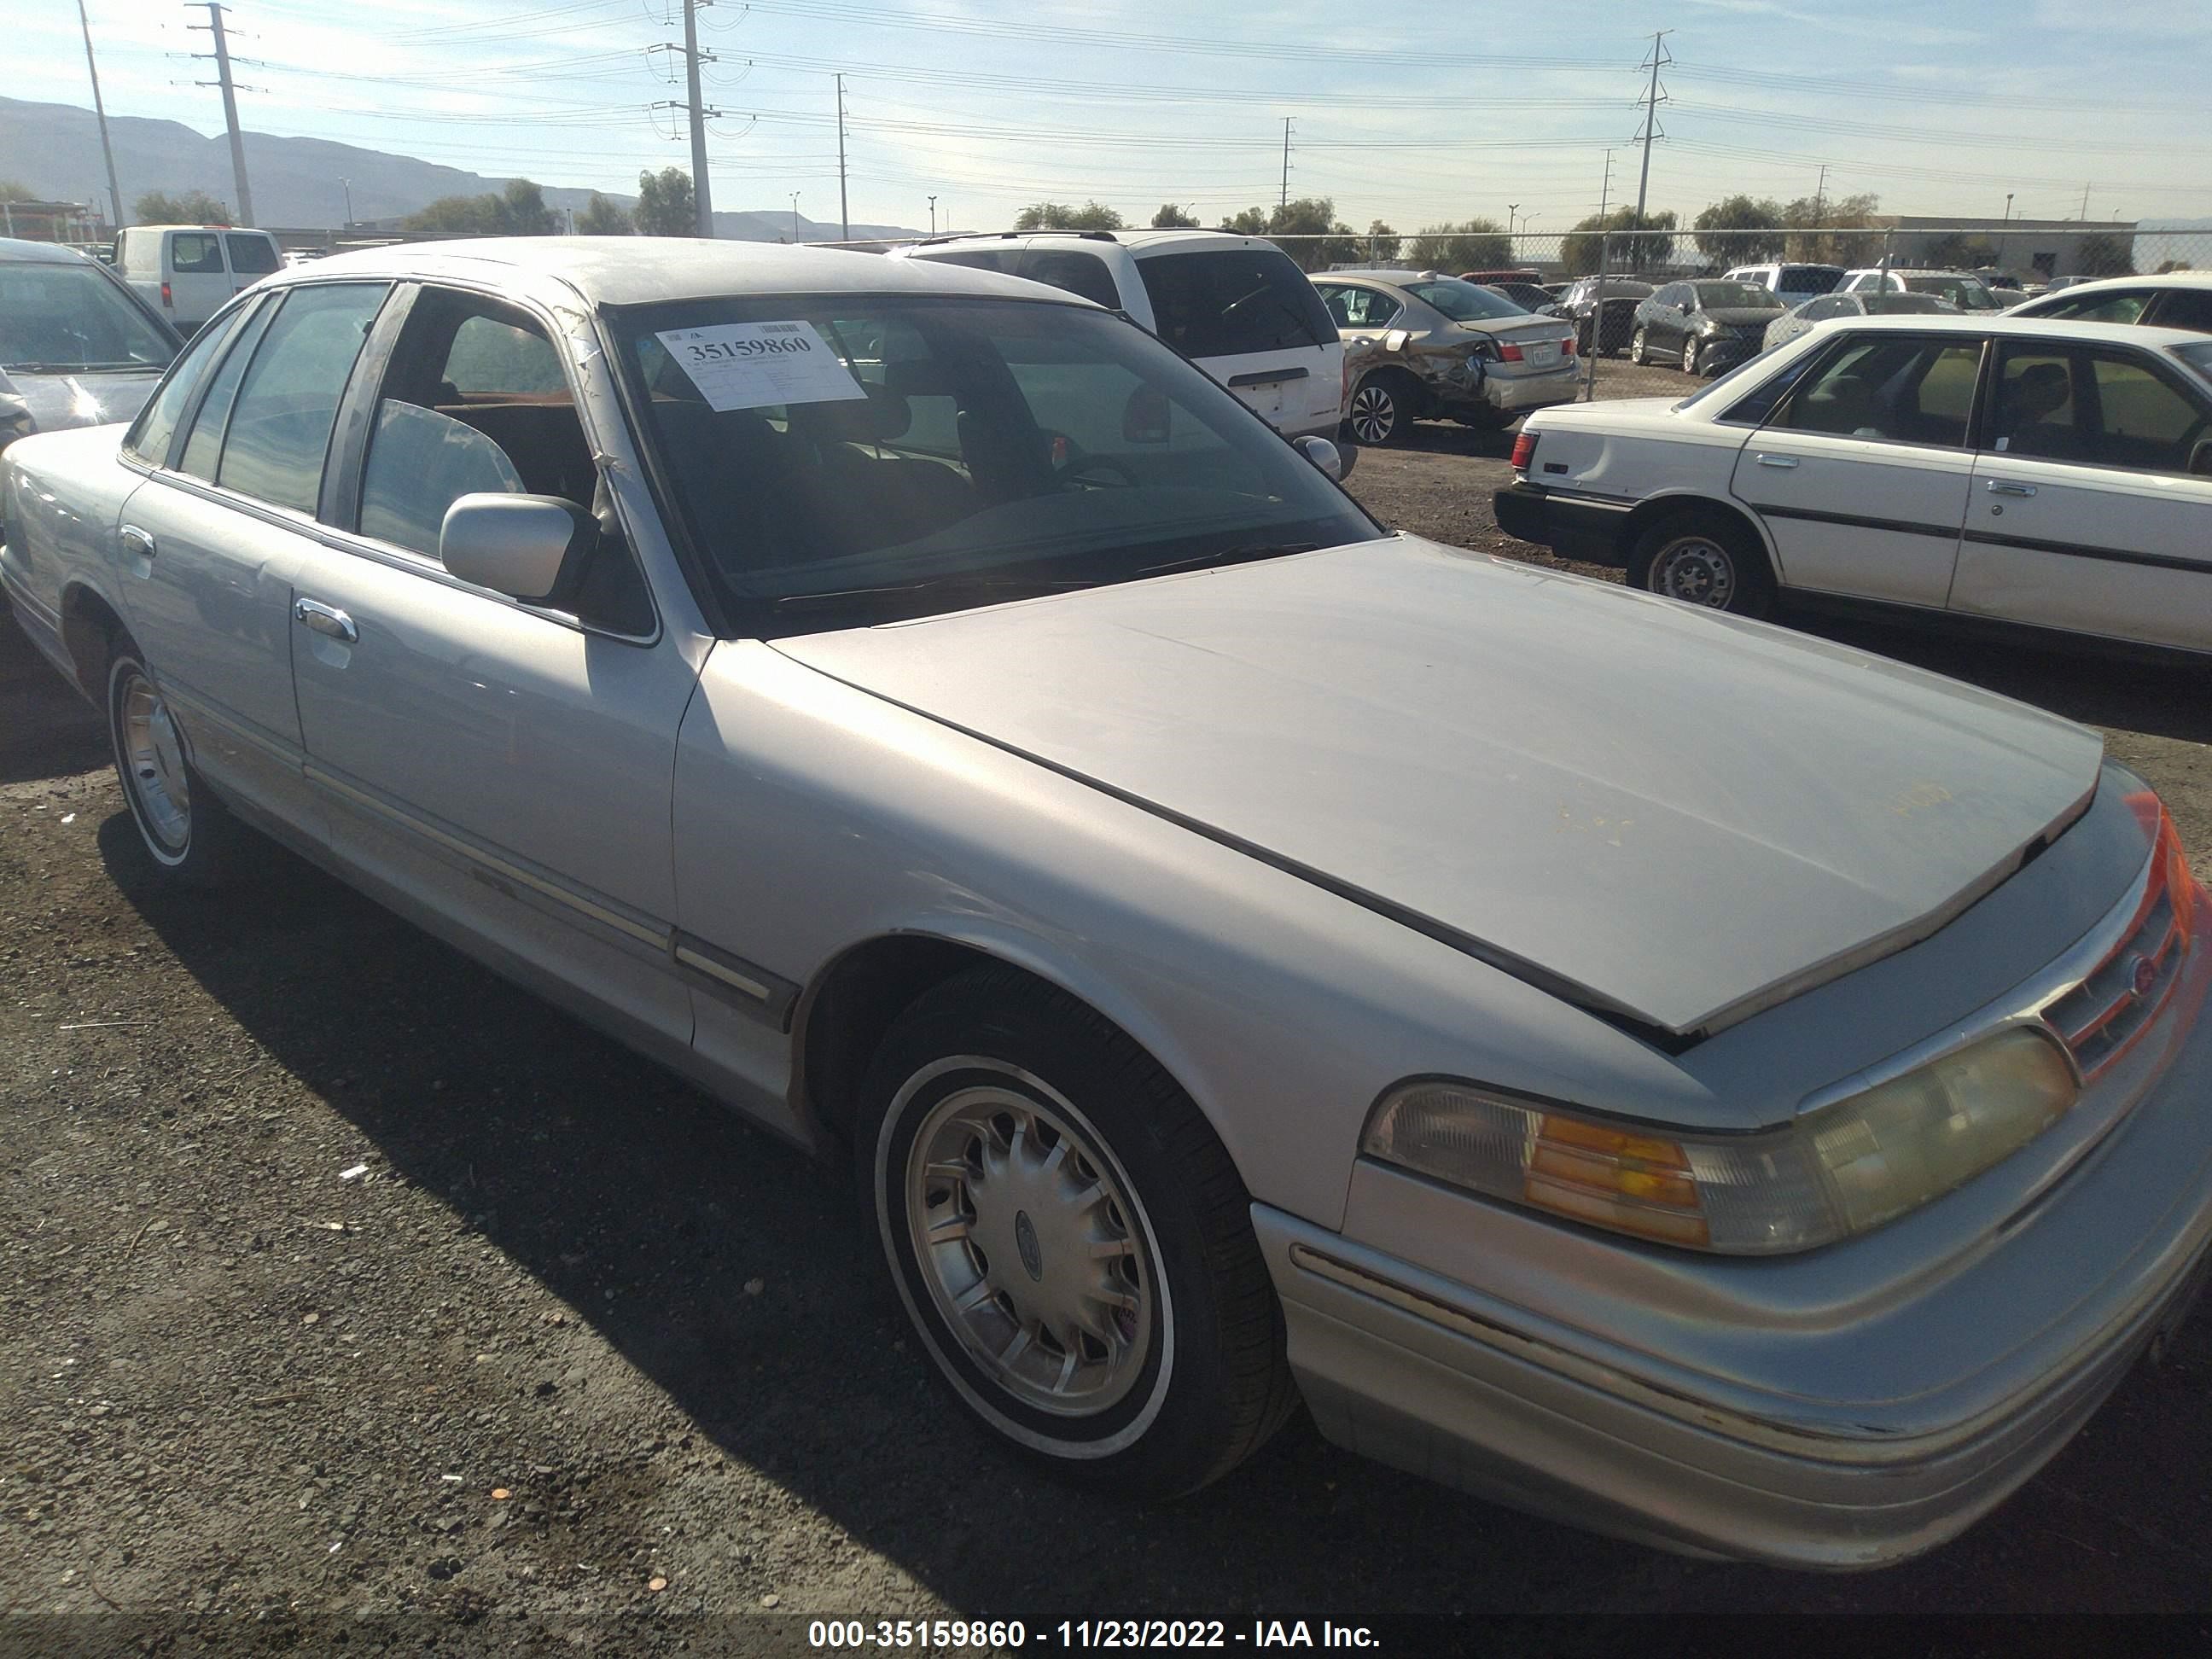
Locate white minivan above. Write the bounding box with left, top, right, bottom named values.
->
left=890, top=230, right=1347, bottom=442
left=115, top=224, right=283, bottom=333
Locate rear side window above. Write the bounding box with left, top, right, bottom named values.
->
left=1019, top=249, right=1121, bottom=310
left=1781, top=266, right=1842, bottom=294
left=917, top=247, right=1018, bottom=274
left=170, top=234, right=223, bottom=276
left=1772, top=335, right=1983, bottom=446
left=215, top=282, right=389, bottom=514
left=1318, top=286, right=1403, bottom=328
left=2152, top=290, right=2212, bottom=335
left=125, top=300, right=253, bottom=466
left=178, top=300, right=277, bottom=480
left=225, top=234, right=281, bottom=276
left=1136, top=247, right=1333, bottom=358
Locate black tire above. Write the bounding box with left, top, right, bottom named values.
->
left=1628, top=509, right=1777, bottom=618
left=105, top=637, right=248, bottom=885
left=1681, top=335, right=1703, bottom=376
left=1343, top=372, right=1414, bottom=445
left=1629, top=327, right=1650, bottom=366
left=856, top=965, right=1296, bottom=1500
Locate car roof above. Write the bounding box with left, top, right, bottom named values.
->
left=902, top=228, right=1282, bottom=256
left=1818, top=313, right=2207, bottom=348
left=124, top=224, right=272, bottom=234
left=0, top=237, right=101, bottom=265
left=247, top=236, right=1095, bottom=310
left=2023, top=271, right=2212, bottom=294
left=1843, top=268, right=1985, bottom=278
left=1314, top=269, right=1444, bottom=284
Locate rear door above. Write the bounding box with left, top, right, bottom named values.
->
left=1729, top=329, right=1986, bottom=607
left=224, top=231, right=282, bottom=299
left=1642, top=284, right=1688, bottom=352
left=1953, top=340, right=2212, bottom=653
left=1134, top=243, right=1342, bottom=437
left=162, top=231, right=232, bottom=330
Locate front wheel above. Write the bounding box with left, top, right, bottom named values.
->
left=1629, top=328, right=1650, bottom=366
left=1628, top=511, right=1776, bottom=618
left=1681, top=336, right=1703, bottom=376
left=1344, top=375, right=1407, bottom=445
left=859, top=967, right=1295, bottom=1499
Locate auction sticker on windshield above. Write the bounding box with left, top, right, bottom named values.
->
left=655, top=321, right=867, bottom=411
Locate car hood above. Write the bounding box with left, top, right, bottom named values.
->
left=0, top=365, right=165, bottom=434
left=775, top=537, right=2102, bottom=1038
left=1701, top=307, right=1787, bottom=329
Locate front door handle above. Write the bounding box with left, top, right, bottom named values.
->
left=1986, top=479, right=2037, bottom=498
left=294, top=597, right=358, bottom=644
left=119, top=524, right=155, bottom=558
left=1755, top=453, right=1799, bottom=469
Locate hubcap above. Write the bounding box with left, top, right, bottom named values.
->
left=1651, top=536, right=1737, bottom=608
left=120, top=672, right=191, bottom=853
left=1683, top=340, right=1699, bottom=373
left=905, top=1083, right=1154, bottom=1417
left=1348, top=385, right=1395, bottom=444
left=1632, top=329, right=1646, bottom=362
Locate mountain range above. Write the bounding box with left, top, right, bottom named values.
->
left=0, top=95, right=921, bottom=243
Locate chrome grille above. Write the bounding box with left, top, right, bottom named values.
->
left=2045, top=888, right=2186, bottom=1078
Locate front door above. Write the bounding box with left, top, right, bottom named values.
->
left=1731, top=330, right=1985, bottom=608
left=289, top=283, right=698, bottom=1045
left=117, top=282, right=393, bottom=824
left=1952, top=340, right=2212, bottom=653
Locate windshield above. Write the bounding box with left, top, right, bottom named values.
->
left=1691, top=282, right=1784, bottom=311
left=1780, top=266, right=1842, bottom=291
left=613, top=294, right=1381, bottom=633
left=1403, top=278, right=1526, bottom=322
left=1905, top=276, right=1999, bottom=310
left=0, top=259, right=178, bottom=372
left=1864, top=293, right=1953, bottom=314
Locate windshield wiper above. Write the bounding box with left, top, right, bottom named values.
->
left=768, top=543, right=1322, bottom=615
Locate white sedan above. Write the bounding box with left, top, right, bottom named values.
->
left=1495, top=314, right=2212, bottom=657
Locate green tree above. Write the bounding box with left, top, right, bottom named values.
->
left=399, top=179, right=557, bottom=236
left=0, top=180, right=36, bottom=203
left=496, top=178, right=558, bottom=236
left=1150, top=202, right=1200, bottom=229
left=135, top=188, right=230, bottom=224
left=2156, top=259, right=2195, bottom=274
left=2077, top=232, right=2136, bottom=277
left=1406, top=218, right=1512, bottom=273
left=1692, top=195, right=1785, bottom=264
left=1923, top=232, right=2000, bottom=271
left=1219, top=206, right=1269, bottom=236
left=1015, top=201, right=1124, bottom=231
left=1779, top=191, right=1883, bottom=265
left=1559, top=208, right=1679, bottom=276
left=575, top=192, right=632, bottom=236
left=1214, top=198, right=1361, bottom=271
left=634, top=167, right=696, bottom=237
left=1365, top=219, right=1401, bottom=263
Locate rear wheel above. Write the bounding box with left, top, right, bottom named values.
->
left=1344, top=372, right=1413, bottom=445
left=1629, top=511, right=1776, bottom=618
left=858, top=967, right=1295, bottom=1499
left=106, top=638, right=247, bottom=884
left=1630, top=328, right=1650, bottom=366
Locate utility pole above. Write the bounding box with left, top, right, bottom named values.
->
left=1507, top=202, right=1520, bottom=241
left=1597, top=148, right=1614, bottom=222
left=683, top=0, right=713, bottom=236
left=187, top=3, right=254, bottom=225
left=78, top=1, right=125, bottom=230
left=1631, top=28, right=1672, bottom=232
left=835, top=73, right=849, bottom=242
left=1813, top=163, right=1828, bottom=220
left=2079, top=183, right=2091, bottom=219
left=341, top=177, right=352, bottom=225
left=928, top=195, right=936, bottom=236
left=1279, top=118, right=1292, bottom=212
left=790, top=192, right=800, bottom=242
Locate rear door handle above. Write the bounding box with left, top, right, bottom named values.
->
left=119, top=524, right=155, bottom=558
left=1986, top=480, right=2037, bottom=498
left=1754, top=453, right=1798, bottom=469
left=294, top=597, right=358, bottom=644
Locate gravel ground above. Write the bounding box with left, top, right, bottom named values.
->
left=3, top=434, right=2210, bottom=1654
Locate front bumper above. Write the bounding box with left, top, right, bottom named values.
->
left=1259, top=902, right=2212, bottom=1569
left=1491, top=480, right=1630, bottom=566
left=1697, top=331, right=1764, bottom=370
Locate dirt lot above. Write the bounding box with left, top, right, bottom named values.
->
left=4, top=434, right=2211, bottom=1652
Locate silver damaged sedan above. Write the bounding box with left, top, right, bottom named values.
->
left=3, top=240, right=2209, bottom=1570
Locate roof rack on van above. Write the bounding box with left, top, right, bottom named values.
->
left=911, top=229, right=1121, bottom=246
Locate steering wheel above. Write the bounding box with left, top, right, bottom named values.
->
left=1045, top=432, right=1139, bottom=490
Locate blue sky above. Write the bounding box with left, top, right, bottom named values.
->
left=16, top=0, right=2212, bottom=234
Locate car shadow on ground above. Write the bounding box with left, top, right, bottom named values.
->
left=0, top=614, right=106, bottom=785
left=93, top=795, right=2212, bottom=1619
left=1377, top=421, right=1522, bottom=460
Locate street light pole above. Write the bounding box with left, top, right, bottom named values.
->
left=928, top=195, right=936, bottom=236
left=790, top=192, right=800, bottom=243
left=341, top=177, right=352, bottom=226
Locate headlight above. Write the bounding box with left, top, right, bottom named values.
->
left=1362, top=1027, right=2079, bottom=1254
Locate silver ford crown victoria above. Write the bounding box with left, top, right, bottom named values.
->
left=3, top=240, right=2207, bottom=1570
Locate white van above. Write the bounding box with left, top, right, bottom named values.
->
left=1721, top=263, right=1846, bottom=310
left=890, top=230, right=1346, bottom=441
left=115, top=224, right=283, bottom=333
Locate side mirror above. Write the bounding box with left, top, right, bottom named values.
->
left=1294, top=433, right=1354, bottom=481
left=439, top=493, right=594, bottom=603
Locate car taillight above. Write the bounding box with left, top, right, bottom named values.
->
left=1560, top=335, right=1577, bottom=357
left=1497, top=341, right=1525, bottom=362
left=1510, top=431, right=1538, bottom=474
left=160, top=281, right=172, bottom=308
